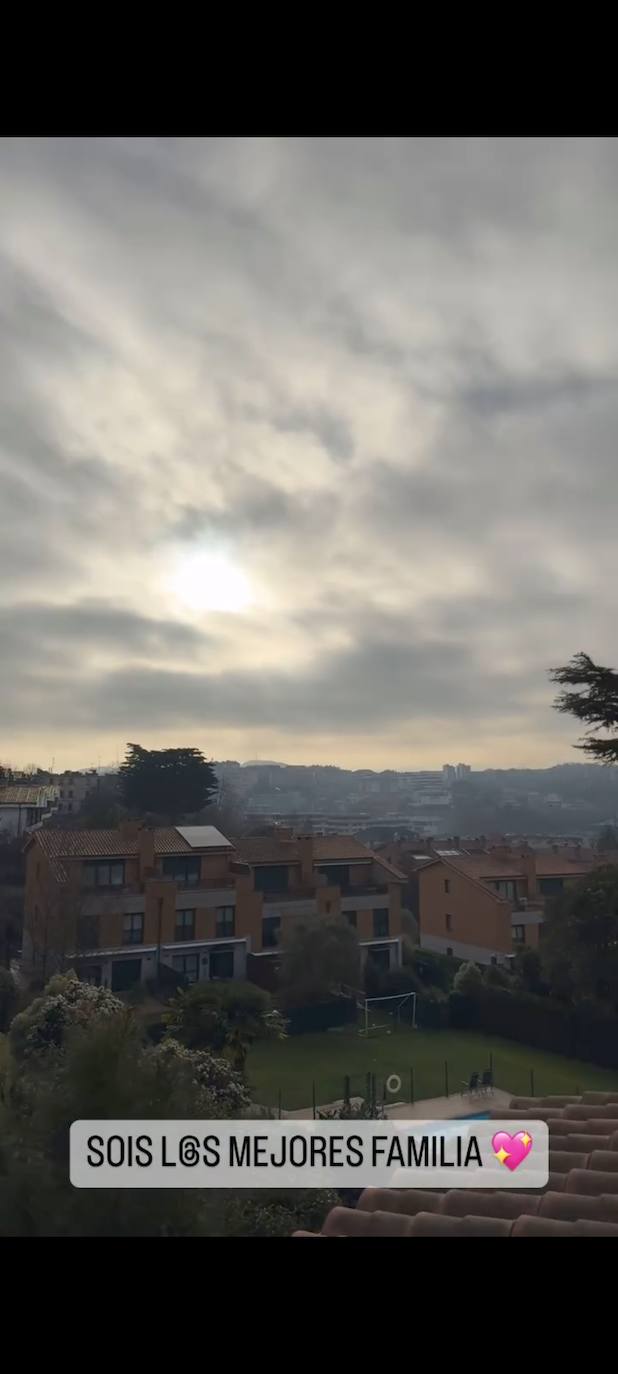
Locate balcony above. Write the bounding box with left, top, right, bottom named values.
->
left=340, top=884, right=389, bottom=898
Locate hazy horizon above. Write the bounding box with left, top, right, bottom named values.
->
left=2, top=138, right=618, bottom=771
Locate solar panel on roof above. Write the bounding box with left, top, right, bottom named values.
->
left=175, top=826, right=233, bottom=849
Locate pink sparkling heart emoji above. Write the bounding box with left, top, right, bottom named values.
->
left=491, top=1130, right=533, bottom=1171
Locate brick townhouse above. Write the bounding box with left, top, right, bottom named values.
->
left=380, top=839, right=615, bottom=966
left=23, top=823, right=405, bottom=992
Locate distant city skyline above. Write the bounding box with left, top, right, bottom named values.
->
left=2, top=139, right=618, bottom=769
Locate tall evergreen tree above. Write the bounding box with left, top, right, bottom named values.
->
left=119, top=743, right=217, bottom=822
left=550, top=652, right=618, bottom=762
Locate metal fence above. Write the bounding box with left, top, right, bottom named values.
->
left=261, top=1054, right=584, bottom=1119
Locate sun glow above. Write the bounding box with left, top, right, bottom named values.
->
left=170, top=551, right=253, bottom=614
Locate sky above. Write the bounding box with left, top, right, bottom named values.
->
left=1, top=137, right=618, bottom=773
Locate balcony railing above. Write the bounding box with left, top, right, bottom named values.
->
left=340, top=884, right=389, bottom=898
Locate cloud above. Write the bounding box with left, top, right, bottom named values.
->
left=1, top=137, right=618, bottom=767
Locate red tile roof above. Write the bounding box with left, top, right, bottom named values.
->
left=0, top=785, right=57, bottom=806
left=235, top=834, right=406, bottom=878
left=295, top=1093, right=618, bottom=1237
left=32, top=827, right=213, bottom=859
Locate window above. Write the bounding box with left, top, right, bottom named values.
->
left=446, top=947, right=453, bottom=957
left=123, top=913, right=143, bottom=945
left=83, top=860, right=125, bottom=888
left=210, top=949, right=234, bottom=980
left=67, top=802, right=73, bottom=812
left=346, top=910, right=357, bottom=928
left=69, top=789, right=74, bottom=798
left=513, top=924, right=526, bottom=944
left=262, top=915, right=281, bottom=948
left=490, top=956, right=497, bottom=966
left=491, top=879, right=516, bottom=900
left=172, top=952, right=199, bottom=984
left=373, top=908, right=389, bottom=938
left=162, top=856, right=201, bottom=887
left=444, top=878, right=450, bottom=894
left=175, top=909, right=195, bottom=942
left=111, top=958, right=141, bottom=992
left=216, top=906, right=235, bottom=938
left=539, top=877, right=565, bottom=896
left=319, top=864, right=350, bottom=887
left=445, top=912, right=453, bottom=932
left=254, top=865, right=288, bottom=894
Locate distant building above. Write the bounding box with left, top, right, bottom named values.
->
left=414, top=842, right=606, bottom=965
left=54, top=770, right=100, bottom=816
left=23, top=824, right=405, bottom=989
left=0, top=784, right=59, bottom=838
left=455, top=763, right=471, bottom=779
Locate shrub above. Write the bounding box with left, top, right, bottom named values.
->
left=410, top=948, right=459, bottom=992
left=484, top=963, right=511, bottom=990
left=223, top=1189, right=339, bottom=1237
left=453, top=961, right=483, bottom=995
left=0, top=969, right=17, bottom=1032
left=9, top=973, right=126, bottom=1062
left=165, top=980, right=286, bottom=1066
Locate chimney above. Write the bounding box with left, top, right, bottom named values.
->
left=518, top=846, right=537, bottom=898
left=119, top=820, right=141, bottom=843
left=138, top=828, right=155, bottom=878
left=297, top=833, right=314, bottom=885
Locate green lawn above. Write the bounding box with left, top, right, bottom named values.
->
left=247, top=1027, right=618, bottom=1111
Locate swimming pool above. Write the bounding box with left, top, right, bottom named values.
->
left=457, top=1112, right=491, bottom=1120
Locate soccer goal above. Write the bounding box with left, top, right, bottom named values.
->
left=357, top=991, right=417, bottom=1036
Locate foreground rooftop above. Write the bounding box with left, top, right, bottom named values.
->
left=295, top=1093, right=618, bottom=1236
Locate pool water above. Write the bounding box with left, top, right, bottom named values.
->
left=457, top=1112, right=491, bottom=1120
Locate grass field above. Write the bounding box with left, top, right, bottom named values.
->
left=247, top=1026, right=618, bottom=1111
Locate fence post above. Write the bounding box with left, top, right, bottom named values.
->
left=312, top=1080, right=316, bottom=1120
left=409, top=1066, right=415, bottom=1104
left=444, top=1059, right=449, bottom=1097
left=366, top=1071, right=372, bottom=1104
left=344, top=1075, right=351, bottom=1106
left=278, top=1089, right=282, bottom=1120
left=489, top=1051, right=493, bottom=1076
left=372, top=1073, right=377, bottom=1111
left=529, top=1068, right=535, bottom=1098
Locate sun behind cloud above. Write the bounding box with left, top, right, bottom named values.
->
left=169, top=550, right=253, bottom=615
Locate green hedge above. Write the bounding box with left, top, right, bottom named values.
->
left=449, top=987, right=618, bottom=1069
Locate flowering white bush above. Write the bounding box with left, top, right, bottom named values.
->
left=9, top=974, right=126, bottom=1061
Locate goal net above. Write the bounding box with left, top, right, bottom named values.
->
left=357, top=991, right=417, bottom=1036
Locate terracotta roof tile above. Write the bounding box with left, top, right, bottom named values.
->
left=357, top=1189, right=440, bottom=1215
left=565, top=1169, right=618, bottom=1195
left=0, top=785, right=57, bottom=806
left=299, top=1093, right=618, bottom=1236
left=550, top=1151, right=589, bottom=1173
left=235, top=834, right=406, bottom=878
left=33, top=828, right=194, bottom=859
left=588, top=1151, right=618, bottom=1172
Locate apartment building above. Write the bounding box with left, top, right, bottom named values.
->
left=23, top=823, right=404, bottom=992
left=54, top=770, right=100, bottom=815
left=413, top=843, right=609, bottom=965
left=0, top=784, right=59, bottom=838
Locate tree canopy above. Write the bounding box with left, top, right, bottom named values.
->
left=542, top=866, right=618, bottom=1010
left=278, top=917, right=361, bottom=1007
left=119, top=743, right=217, bottom=821
left=550, top=652, right=618, bottom=763
left=165, top=979, right=286, bottom=1069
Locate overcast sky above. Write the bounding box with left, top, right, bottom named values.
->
left=1, top=137, right=617, bottom=772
